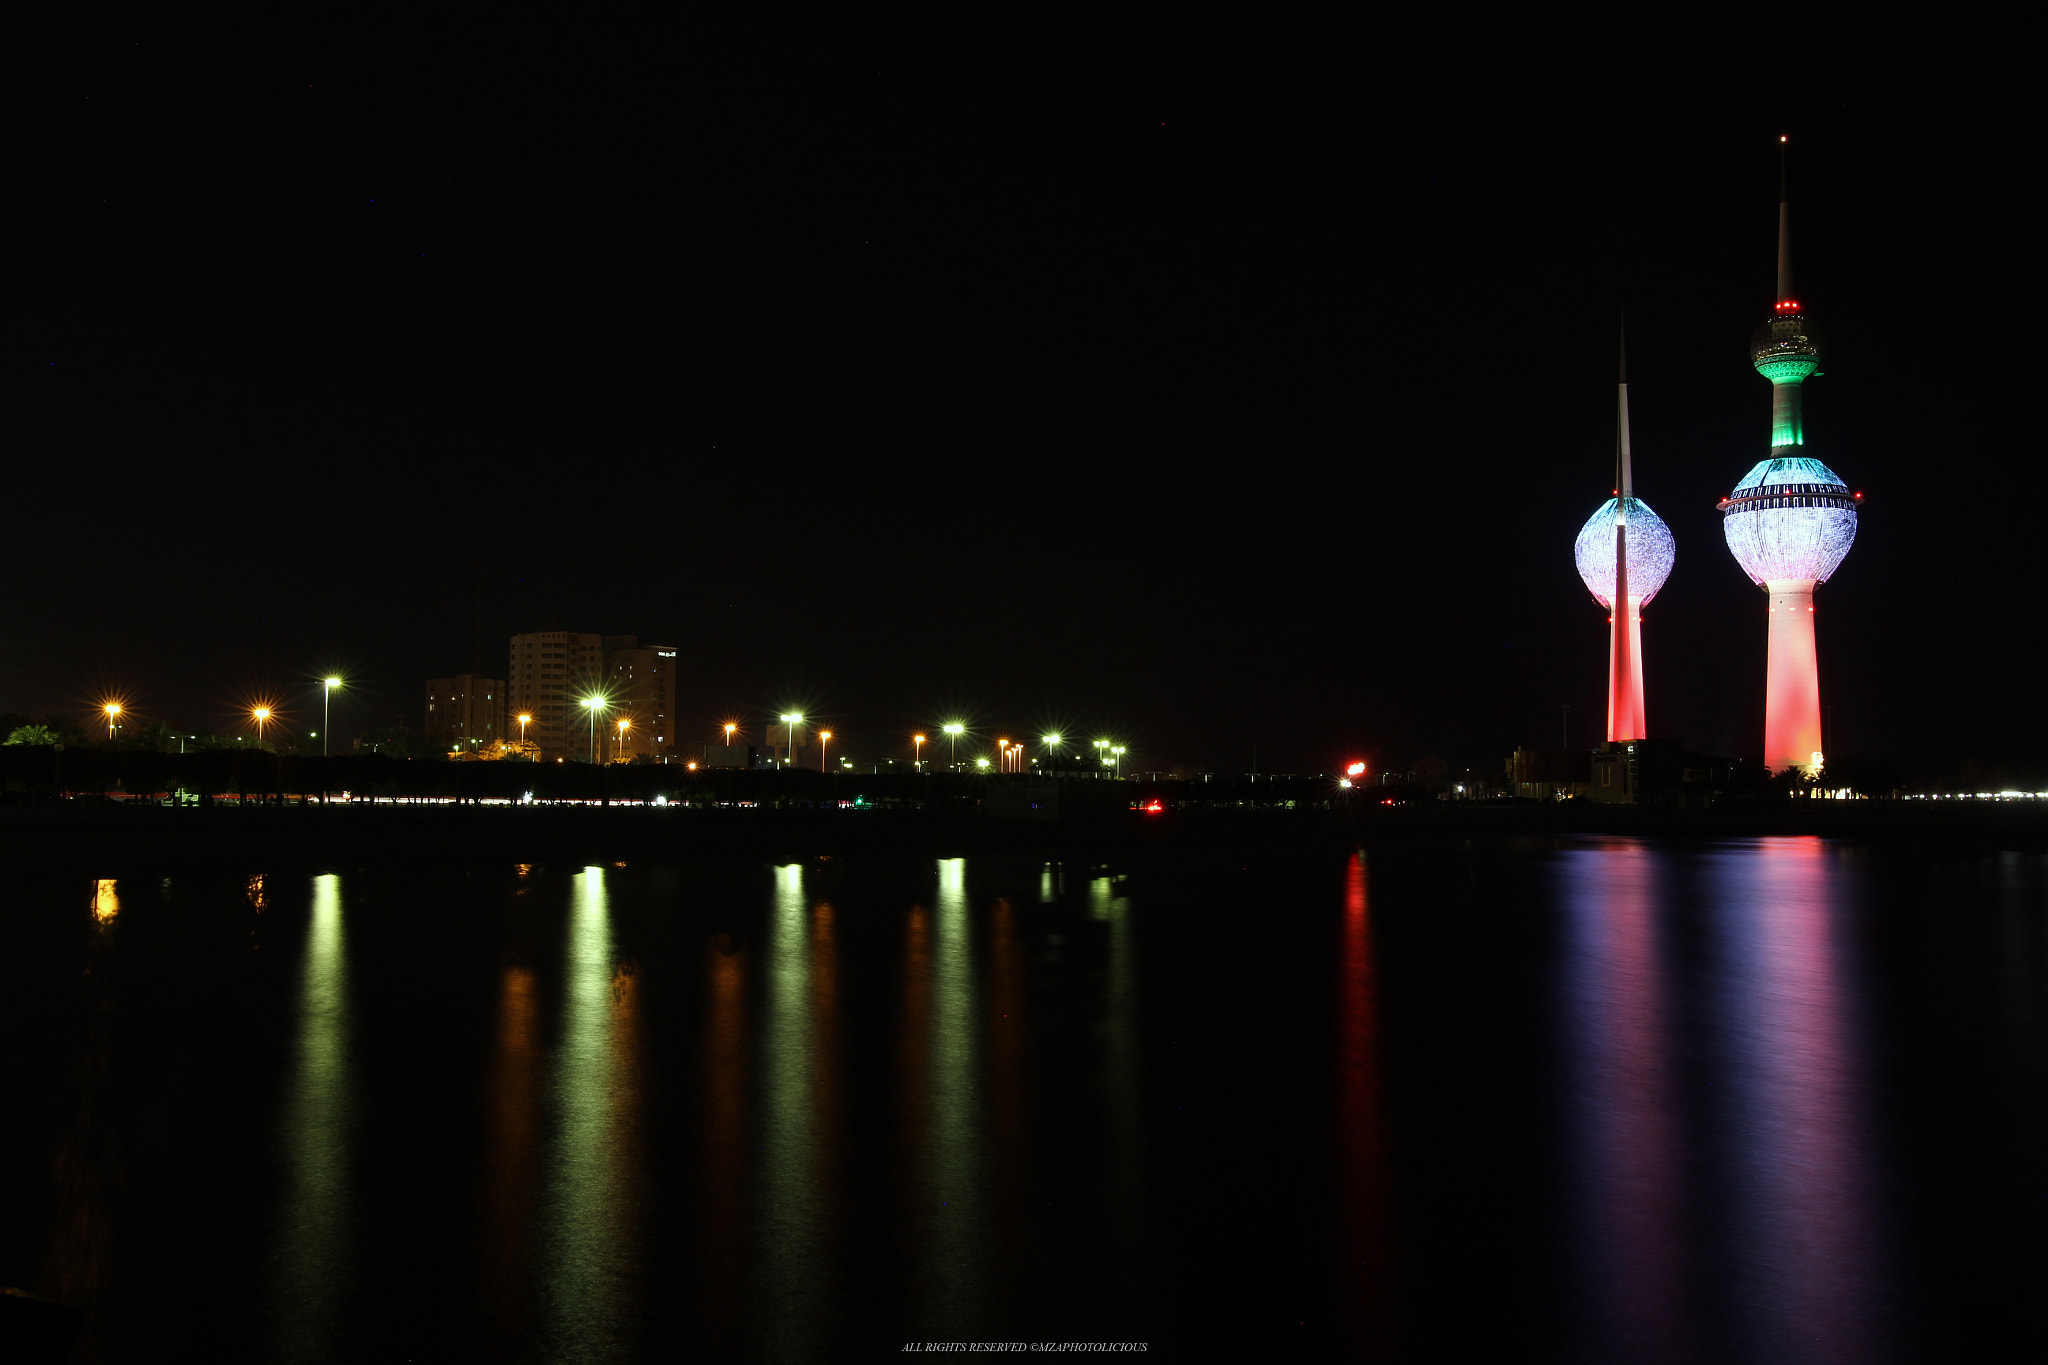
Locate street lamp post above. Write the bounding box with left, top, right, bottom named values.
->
left=252, top=706, right=272, bottom=748
left=914, top=733, right=926, bottom=772
left=724, top=722, right=736, bottom=746
left=583, top=697, right=604, bottom=763
left=820, top=730, right=832, bottom=772
left=617, top=718, right=631, bottom=763
left=943, top=722, right=964, bottom=771
left=1042, top=733, right=1061, bottom=768
left=322, top=677, right=342, bottom=757
left=779, top=713, right=803, bottom=769
left=104, top=702, right=121, bottom=741
left=1112, top=745, right=1126, bottom=777
left=518, top=713, right=532, bottom=745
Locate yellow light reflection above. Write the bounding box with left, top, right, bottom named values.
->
left=543, top=866, right=641, bottom=1360
left=761, top=862, right=831, bottom=1358
left=277, top=874, right=352, bottom=1358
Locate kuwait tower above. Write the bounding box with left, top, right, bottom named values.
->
left=1575, top=330, right=1675, bottom=743
left=1718, top=138, right=1862, bottom=775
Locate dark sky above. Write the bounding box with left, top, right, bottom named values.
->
left=14, top=48, right=2041, bottom=778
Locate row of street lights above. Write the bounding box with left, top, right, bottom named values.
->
left=99, top=676, right=344, bottom=754
left=94, top=685, right=1131, bottom=775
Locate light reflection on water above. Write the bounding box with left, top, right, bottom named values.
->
left=541, top=865, right=642, bottom=1365
left=1557, top=837, right=1889, bottom=1363
left=1709, top=839, right=1883, bottom=1363
left=1335, top=852, right=1396, bottom=1348
left=1558, top=840, right=1686, bottom=1358
left=911, top=858, right=989, bottom=1335
left=759, top=863, right=833, bottom=1354
left=277, top=873, right=352, bottom=1363
left=15, top=841, right=2041, bottom=1362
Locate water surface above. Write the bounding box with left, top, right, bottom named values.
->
left=3, top=837, right=2043, bottom=1361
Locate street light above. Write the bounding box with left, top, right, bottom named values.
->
left=975, top=757, right=990, bottom=771
left=1112, top=744, right=1126, bottom=777
left=1042, top=733, right=1061, bottom=765
left=582, top=696, right=605, bottom=763
left=914, top=733, right=926, bottom=771
left=780, top=713, right=803, bottom=769
left=517, top=713, right=532, bottom=744
left=943, top=722, right=964, bottom=770
left=252, top=706, right=272, bottom=747
left=322, top=677, right=342, bottom=757
left=820, top=730, right=833, bottom=772
left=998, top=738, right=1010, bottom=773
left=724, top=722, right=736, bottom=746
left=617, top=718, right=631, bottom=763
left=104, top=702, right=122, bottom=740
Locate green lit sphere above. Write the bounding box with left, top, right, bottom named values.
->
left=1750, top=311, right=1823, bottom=382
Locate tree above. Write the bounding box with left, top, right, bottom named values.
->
left=5, top=724, right=62, bottom=747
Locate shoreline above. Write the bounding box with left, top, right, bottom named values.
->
left=3, top=800, right=2043, bottom=869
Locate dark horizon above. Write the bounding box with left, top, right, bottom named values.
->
left=15, top=60, right=2042, bottom=782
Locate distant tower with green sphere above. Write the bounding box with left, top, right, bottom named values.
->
left=1717, top=136, right=1863, bottom=776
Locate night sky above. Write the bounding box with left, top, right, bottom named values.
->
left=15, top=52, right=2041, bottom=779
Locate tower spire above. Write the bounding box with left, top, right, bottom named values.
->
left=1776, top=135, right=1793, bottom=305
left=1616, top=314, right=1633, bottom=499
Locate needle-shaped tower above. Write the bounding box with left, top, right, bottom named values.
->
left=1575, top=326, right=1675, bottom=743
left=1717, top=138, right=1862, bottom=775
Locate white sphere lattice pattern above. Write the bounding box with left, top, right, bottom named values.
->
left=1720, top=455, right=1858, bottom=585
left=1574, top=498, right=1675, bottom=608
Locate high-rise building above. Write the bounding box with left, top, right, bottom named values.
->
left=1717, top=140, right=1862, bottom=776
left=507, top=632, right=679, bottom=762
left=1575, top=332, right=1675, bottom=743
left=424, top=674, right=507, bottom=753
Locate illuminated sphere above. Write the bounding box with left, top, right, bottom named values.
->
left=1719, top=455, right=1857, bottom=585
left=1750, top=310, right=1823, bottom=384
left=1573, top=498, right=1675, bottom=608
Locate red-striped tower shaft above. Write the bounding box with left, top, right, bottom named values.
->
left=1608, top=366, right=1645, bottom=742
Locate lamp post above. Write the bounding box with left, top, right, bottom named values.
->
left=914, top=733, right=926, bottom=772
left=998, top=738, right=1010, bottom=772
left=322, top=677, right=342, bottom=757
left=583, top=696, right=604, bottom=763
left=943, top=722, right=964, bottom=771
left=820, top=730, right=832, bottom=772
left=780, top=713, right=803, bottom=769
left=1042, top=733, right=1061, bottom=767
left=518, top=714, right=532, bottom=745
left=104, top=702, right=121, bottom=741
left=252, top=706, right=272, bottom=748
left=1112, top=745, right=1126, bottom=777
left=724, top=722, right=736, bottom=746
left=617, top=718, right=631, bottom=763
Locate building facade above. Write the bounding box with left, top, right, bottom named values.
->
left=507, top=632, right=679, bottom=762
left=424, top=675, right=507, bottom=754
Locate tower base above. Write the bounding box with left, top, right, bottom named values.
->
left=1764, top=577, right=1824, bottom=776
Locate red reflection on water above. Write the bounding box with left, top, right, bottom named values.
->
left=808, top=903, right=845, bottom=1275
left=1335, top=850, right=1397, bottom=1349
left=987, top=896, right=1029, bottom=1299
left=1560, top=838, right=1684, bottom=1357
left=478, top=966, right=541, bottom=1355
left=1719, top=836, right=1876, bottom=1361
left=698, top=935, right=748, bottom=1343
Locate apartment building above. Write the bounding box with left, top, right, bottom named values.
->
left=507, top=632, right=678, bottom=762
left=423, top=675, right=507, bottom=753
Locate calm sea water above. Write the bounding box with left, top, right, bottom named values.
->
left=3, top=837, right=2044, bottom=1362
